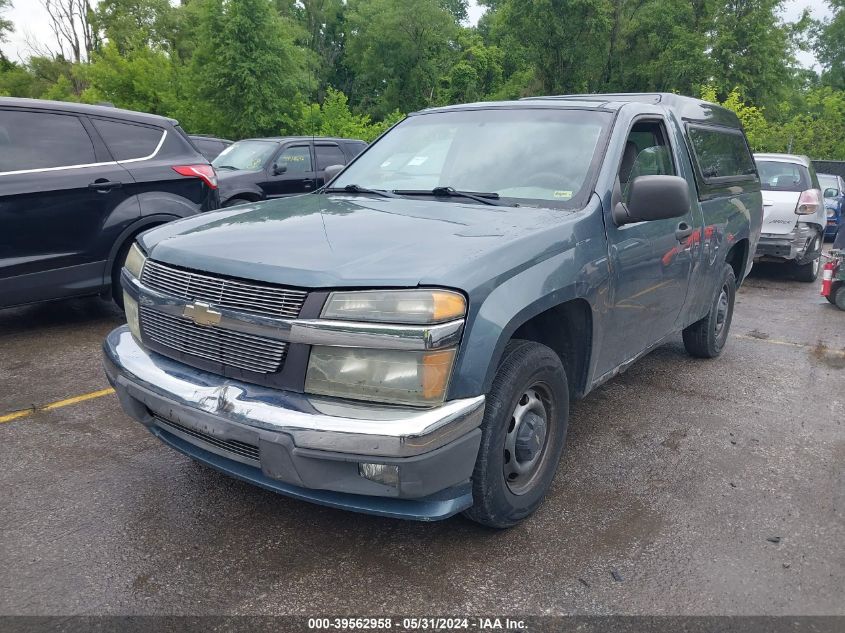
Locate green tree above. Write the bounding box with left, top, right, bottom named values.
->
left=605, top=0, right=714, bottom=95
left=484, top=0, right=613, bottom=95
left=344, top=0, right=458, bottom=116
left=299, top=87, right=403, bottom=141
left=0, top=0, right=12, bottom=65
left=186, top=0, right=308, bottom=137
left=709, top=0, right=805, bottom=109
left=439, top=29, right=503, bottom=103
left=93, top=0, right=179, bottom=54
left=814, top=0, right=845, bottom=90
left=80, top=41, right=178, bottom=113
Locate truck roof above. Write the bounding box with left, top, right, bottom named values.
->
left=418, top=93, right=743, bottom=129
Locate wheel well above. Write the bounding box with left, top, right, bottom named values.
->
left=111, top=222, right=165, bottom=279
left=226, top=193, right=260, bottom=205
left=511, top=299, right=593, bottom=398
left=726, top=239, right=748, bottom=286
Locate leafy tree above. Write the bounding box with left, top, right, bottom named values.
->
left=484, top=0, right=613, bottom=95
left=0, top=0, right=13, bottom=55
left=709, top=0, right=805, bottom=109
left=814, top=0, right=845, bottom=90
left=344, top=0, right=458, bottom=116
left=605, top=0, right=713, bottom=95
left=186, top=0, right=308, bottom=137
left=93, top=0, right=179, bottom=54
left=440, top=29, right=503, bottom=103
left=80, top=41, right=178, bottom=113
left=299, top=87, right=403, bottom=141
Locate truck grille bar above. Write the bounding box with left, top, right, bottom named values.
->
left=141, top=259, right=307, bottom=319
left=140, top=306, right=288, bottom=374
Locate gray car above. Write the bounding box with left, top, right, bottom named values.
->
left=103, top=93, right=762, bottom=527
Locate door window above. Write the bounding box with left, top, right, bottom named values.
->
left=92, top=119, right=164, bottom=161
left=687, top=125, right=756, bottom=181
left=275, top=146, right=312, bottom=174
left=315, top=144, right=347, bottom=171
left=0, top=109, right=95, bottom=172
left=618, top=120, right=675, bottom=203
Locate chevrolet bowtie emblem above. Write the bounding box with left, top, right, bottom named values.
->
left=183, top=301, right=222, bottom=327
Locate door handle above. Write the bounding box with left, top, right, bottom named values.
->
left=675, top=222, right=694, bottom=241
left=88, top=179, right=123, bottom=192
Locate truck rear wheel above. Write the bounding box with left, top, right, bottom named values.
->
left=683, top=264, right=736, bottom=359
left=464, top=340, right=569, bottom=529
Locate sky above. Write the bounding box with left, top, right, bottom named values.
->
left=1, top=0, right=836, bottom=68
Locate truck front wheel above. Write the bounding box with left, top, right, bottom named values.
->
left=464, top=340, right=569, bottom=528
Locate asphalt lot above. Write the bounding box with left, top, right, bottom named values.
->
left=0, top=261, right=842, bottom=616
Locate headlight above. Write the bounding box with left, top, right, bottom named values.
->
left=322, top=289, right=466, bottom=324
left=305, top=346, right=457, bottom=406
left=123, top=292, right=141, bottom=341
left=124, top=243, right=147, bottom=279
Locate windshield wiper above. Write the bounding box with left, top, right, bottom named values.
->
left=322, top=184, right=402, bottom=199
left=214, top=165, right=238, bottom=171
left=395, top=186, right=507, bottom=206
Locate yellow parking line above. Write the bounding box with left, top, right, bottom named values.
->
left=0, top=387, right=115, bottom=424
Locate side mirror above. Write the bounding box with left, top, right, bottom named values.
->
left=323, top=164, right=345, bottom=184
left=273, top=163, right=287, bottom=176
left=824, top=187, right=839, bottom=198
left=613, top=175, right=690, bottom=226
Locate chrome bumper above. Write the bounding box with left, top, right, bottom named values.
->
left=103, top=327, right=485, bottom=458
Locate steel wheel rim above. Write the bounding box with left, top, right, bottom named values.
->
left=503, top=382, right=554, bottom=496
left=714, top=284, right=730, bottom=337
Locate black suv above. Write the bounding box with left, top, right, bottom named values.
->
left=0, top=98, right=219, bottom=309
left=212, top=136, right=366, bottom=206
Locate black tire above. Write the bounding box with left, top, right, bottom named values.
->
left=833, top=283, right=845, bottom=311
left=223, top=196, right=252, bottom=208
left=463, top=340, right=569, bottom=529
left=110, top=239, right=134, bottom=309
left=683, top=263, right=736, bottom=359
left=825, top=281, right=841, bottom=305
left=793, top=253, right=821, bottom=282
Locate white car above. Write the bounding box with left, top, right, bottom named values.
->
left=753, top=153, right=826, bottom=281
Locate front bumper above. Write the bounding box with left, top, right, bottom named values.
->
left=755, top=223, right=820, bottom=263
left=103, top=327, right=485, bottom=520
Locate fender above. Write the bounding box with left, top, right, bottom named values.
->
left=447, top=241, right=606, bottom=400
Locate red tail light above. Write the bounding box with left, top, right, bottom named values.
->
left=795, top=188, right=821, bottom=215
left=172, top=164, right=217, bottom=189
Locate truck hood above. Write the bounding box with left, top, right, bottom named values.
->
left=139, top=193, right=579, bottom=289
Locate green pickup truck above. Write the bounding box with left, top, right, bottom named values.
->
left=103, top=93, right=762, bottom=527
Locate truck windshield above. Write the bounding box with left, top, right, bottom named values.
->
left=332, top=108, right=612, bottom=208
left=212, top=140, right=277, bottom=171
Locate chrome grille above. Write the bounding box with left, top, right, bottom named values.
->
left=141, top=259, right=307, bottom=319
left=155, top=416, right=260, bottom=464
left=140, top=307, right=288, bottom=373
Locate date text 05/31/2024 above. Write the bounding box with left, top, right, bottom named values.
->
left=307, top=617, right=528, bottom=631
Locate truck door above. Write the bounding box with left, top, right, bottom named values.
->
left=598, top=118, right=695, bottom=373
